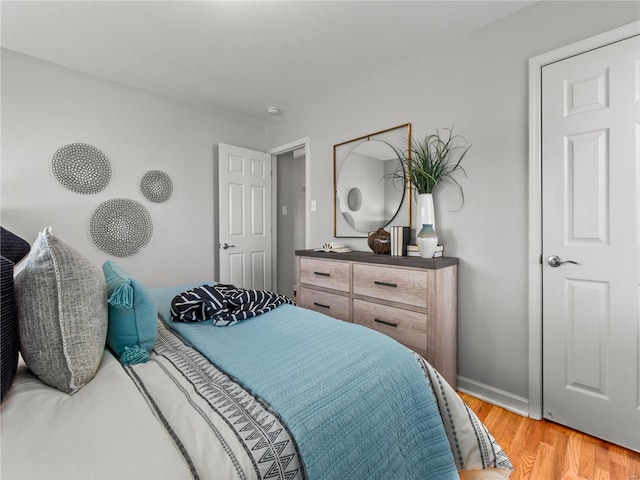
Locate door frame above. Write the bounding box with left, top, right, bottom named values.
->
left=267, top=137, right=311, bottom=290
left=527, top=20, right=640, bottom=420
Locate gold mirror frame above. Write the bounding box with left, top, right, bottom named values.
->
left=333, top=123, right=412, bottom=237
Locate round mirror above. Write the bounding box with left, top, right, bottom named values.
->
left=336, top=139, right=405, bottom=233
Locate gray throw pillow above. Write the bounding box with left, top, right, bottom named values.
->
left=15, top=227, right=107, bottom=394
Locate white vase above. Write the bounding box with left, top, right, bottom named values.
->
left=416, top=224, right=438, bottom=258
left=416, top=193, right=436, bottom=232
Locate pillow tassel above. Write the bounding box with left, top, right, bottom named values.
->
left=119, top=345, right=149, bottom=365
left=107, top=282, right=133, bottom=309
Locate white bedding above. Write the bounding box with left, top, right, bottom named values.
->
left=126, top=323, right=302, bottom=479
left=0, top=351, right=191, bottom=480
left=1, top=321, right=513, bottom=480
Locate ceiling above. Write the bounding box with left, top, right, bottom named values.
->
left=0, top=1, right=537, bottom=126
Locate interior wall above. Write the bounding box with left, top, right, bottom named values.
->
left=265, top=2, right=639, bottom=403
left=1, top=49, right=265, bottom=288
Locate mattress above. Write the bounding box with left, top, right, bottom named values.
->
left=0, top=351, right=192, bottom=479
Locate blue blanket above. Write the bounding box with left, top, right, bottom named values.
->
left=152, top=284, right=457, bottom=480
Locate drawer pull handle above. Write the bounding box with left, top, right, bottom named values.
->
left=314, top=271, right=330, bottom=277
left=313, top=302, right=330, bottom=309
left=374, top=318, right=398, bottom=328
left=374, top=280, right=398, bottom=288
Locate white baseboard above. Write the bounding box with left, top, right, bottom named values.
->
left=457, top=376, right=530, bottom=417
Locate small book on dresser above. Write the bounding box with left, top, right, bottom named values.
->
left=407, top=244, right=444, bottom=257
left=390, top=226, right=410, bottom=256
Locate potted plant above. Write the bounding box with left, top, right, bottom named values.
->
left=391, top=127, right=470, bottom=257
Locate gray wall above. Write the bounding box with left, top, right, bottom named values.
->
left=1, top=49, right=265, bottom=287
left=265, top=2, right=639, bottom=404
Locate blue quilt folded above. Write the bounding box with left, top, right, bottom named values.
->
left=152, top=284, right=458, bottom=480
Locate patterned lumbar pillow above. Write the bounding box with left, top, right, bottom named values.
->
left=102, top=260, right=157, bottom=365
left=0, top=227, right=31, bottom=401
left=15, top=227, right=107, bottom=394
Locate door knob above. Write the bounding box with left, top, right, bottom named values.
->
left=547, top=255, right=579, bottom=267
left=220, top=243, right=236, bottom=250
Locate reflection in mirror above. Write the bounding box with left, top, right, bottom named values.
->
left=347, top=187, right=362, bottom=211
left=334, top=123, right=411, bottom=237
left=336, top=140, right=404, bottom=232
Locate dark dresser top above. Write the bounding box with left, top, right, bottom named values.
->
left=295, top=249, right=458, bottom=269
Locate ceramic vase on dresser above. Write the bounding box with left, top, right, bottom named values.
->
left=416, top=193, right=436, bottom=231
left=416, top=224, right=438, bottom=258
left=416, top=193, right=438, bottom=258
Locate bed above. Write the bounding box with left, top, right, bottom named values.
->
left=0, top=227, right=513, bottom=479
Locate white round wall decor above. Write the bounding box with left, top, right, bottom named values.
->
left=140, top=170, right=173, bottom=203
left=52, top=143, right=111, bottom=194
left=90, top=198, right=153, bottom=257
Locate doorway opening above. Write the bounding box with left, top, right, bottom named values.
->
left=269, top=138, right=310, bottom=298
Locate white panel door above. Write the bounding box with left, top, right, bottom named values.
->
left=542, top=35, right=639, bottom=451
left=218, top=143, right=272, bottom=290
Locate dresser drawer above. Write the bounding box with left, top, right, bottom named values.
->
left=353, top=299, right=427, bottom=352
left=298, top=287, right=350, bottom=322
left=352, top=264, right=427, bottom=308
left=299, top=257, right=350, bottom=292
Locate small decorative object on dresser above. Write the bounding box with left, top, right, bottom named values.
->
left=295, top=249, right=458, bottom=389
left=416, top=223, right=438, bottom=258
left=314, top=242, right=352, bottom=253
left=367, top=228, right=391, bottom=254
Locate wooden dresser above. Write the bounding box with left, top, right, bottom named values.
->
left=295, top=250, right=458, bottom=389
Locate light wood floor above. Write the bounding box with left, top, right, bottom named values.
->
left=459, top=392, right=640, bottom=480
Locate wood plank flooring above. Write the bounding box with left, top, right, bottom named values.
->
left=458, top=392, right=640, bottom=480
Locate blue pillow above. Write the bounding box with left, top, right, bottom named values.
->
left=102, top=260, right=157, bottom=365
